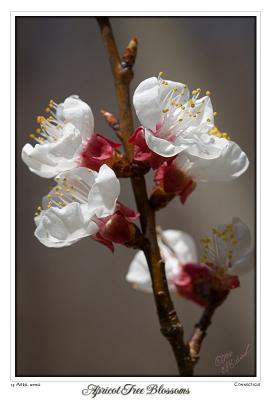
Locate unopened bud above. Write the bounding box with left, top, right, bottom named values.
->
left=100, top=110, right=120, bottom=131
left=121, top=37, right=138, bottom=68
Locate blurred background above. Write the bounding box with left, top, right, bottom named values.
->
left=16, top=16, right=256, bottom=376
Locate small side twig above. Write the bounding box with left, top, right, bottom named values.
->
left=188, top=305, right=217, bottom=364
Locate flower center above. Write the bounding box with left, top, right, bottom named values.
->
left=28, top=99, right=65, bottom=145
left=156, top=73, right=214, bottom=146
left=34, top=171, right=93, bottom=217
left=200, top=224, right=239, bottom=271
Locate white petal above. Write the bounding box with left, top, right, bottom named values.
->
left=133, top=77, right=161, bottom=132
left=21, top=123, right=81, bottom=178
left=126, top=251, right=153, bottom=292
left=161, top=230, right=198, bottom=264
left=228, top=250, right=254, bottom=276
left=159, top=78, right=190, bottom=105
left=133, top=77, right=189, bottom=132
left=174, top=138, right=249, bottom=181
left=145, top=128, right=188, bottom=157
left=88, top=164, right=120, bottom=218
left=34, top=203, right=98, bottom=247
left=212, top=217, right=252, bottom=267
left=57, top=166, right=97, bottom=188
left=231, top=217, right=252, bottom=262
left=56, top=95, right=94, bottom=140
left=126, top=229, right=197, bottom=292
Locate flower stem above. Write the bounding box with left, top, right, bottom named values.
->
left=96, top=16, right=195, bottom=376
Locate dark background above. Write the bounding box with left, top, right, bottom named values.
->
left=16, top=16, right=256, bottom=376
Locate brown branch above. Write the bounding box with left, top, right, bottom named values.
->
left=188, top=305, right=217, bottom=364
left=97, top=17, right=134, bottom=160
left=96, top=17, right=224, bottom=375
left=96, top=17, right=194, bottom=376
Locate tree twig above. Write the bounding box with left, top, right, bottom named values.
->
left=96, top=16, right=194, bottom=376
left=188, top=305, right=217, bottom=364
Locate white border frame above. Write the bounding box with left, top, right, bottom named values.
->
left=10, top=10, right=261, bottom=385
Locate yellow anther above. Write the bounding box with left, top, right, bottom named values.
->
left=159, top=71, right=164, bottom=77
left=181, top=106, right=186, bottom=110
left=213, top=111, right=218, bottom=117
left=29, top=133, right=36, bottom=139
left=197, top=88, right=201, bottom=92
left=179, top=118, right=183, bottom=122
left=162, top=108, right=169, bottom=113
left=206, top=90, right=211, bottom=96
left=192, top=90, right=197, bottom=95
left=47, top=194, right=52, bottom=199
left=45, top=107, right=50, bottom=113
left=172, top=88, right=178, bottom=92
left=37, top=206, right=42, bottom=211
left=201, top=238, right=211, bottom=244
left=207, top=118, right=211, bottom=123
left=36, top=115, right=45, bottom=124
left=222, top=132, right=231, bottom=140
left=190, top=102, right=195, bottom=108
left=35, top=128, right=41, bottom=134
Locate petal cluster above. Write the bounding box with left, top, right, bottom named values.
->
left=22, top=95, right=94, bottom=178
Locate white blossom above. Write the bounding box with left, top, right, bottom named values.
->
left=133, top=75, right=249, bottom=177
left=34, top=165, right=120, bottom=247
left=22, top=95, right=94, bottom=178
